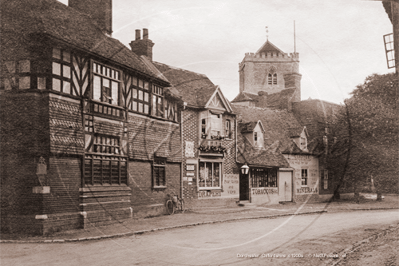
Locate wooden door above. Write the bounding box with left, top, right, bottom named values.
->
left=278, top=171, right=292, bottom=202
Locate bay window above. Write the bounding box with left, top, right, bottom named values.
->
left=199, top=162, right=221, bottom=188
left=200, top=110, right=223, bottom=139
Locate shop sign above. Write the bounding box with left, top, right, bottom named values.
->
left=198, top=190, right=221, bottom=198
left=297, top=187, right=318, bottom=194
left=185, top=141, right=195, bottom=158
left=251, top=187, right=278, bottom=195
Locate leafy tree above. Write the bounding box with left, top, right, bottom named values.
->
left=329, top=73, right=398, bottom=201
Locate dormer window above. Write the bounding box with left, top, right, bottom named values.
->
left=254, top=132, right=258, bottom=142
left=300, top=136, right=307, bottom=150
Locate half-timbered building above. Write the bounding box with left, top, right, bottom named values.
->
left=1, top=0, right=182, bottom=234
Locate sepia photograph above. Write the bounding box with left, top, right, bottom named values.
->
left=1, top=0, right=398, bottom=265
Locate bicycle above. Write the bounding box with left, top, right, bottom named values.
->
left=166, top=193, right=185, bottom=215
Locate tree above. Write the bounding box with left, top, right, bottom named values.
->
left=329, top=73, right=398, bottom=201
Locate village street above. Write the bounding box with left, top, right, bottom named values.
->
left=2, top=209, right=398, bottom=266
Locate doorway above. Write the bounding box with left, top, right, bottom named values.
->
left=278, top=171, right=292, bottom=202
left=239, top=172, right=249, bottom=201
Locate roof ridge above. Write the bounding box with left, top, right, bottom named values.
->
left=153, top=61, right=209, bottom=78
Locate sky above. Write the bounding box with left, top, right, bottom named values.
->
left=60, top=0, right=395, bottom=104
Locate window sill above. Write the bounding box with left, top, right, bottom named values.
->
left=153, top=186, right=167, bottom=190
left=198, top=187, right=221, bottom=190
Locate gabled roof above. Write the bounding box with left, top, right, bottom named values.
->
left=1, top=0, right=165, bottom=83
left=233, top=105, right=303, bottom=152
left=231, top=92, right=257, bottom=103
left=240, top=120, right=265, bottom=133
left=236, top=129, right=289, bottom=168
left=153, top=61, right=229, bottom=109
left=256, top=40, right=285, bottom=55
left=205, top=87, right=233, bottom=113
left=232, top=89, right=297, bottom=110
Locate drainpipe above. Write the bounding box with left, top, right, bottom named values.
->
left=180, top=103, right=186, bottom=198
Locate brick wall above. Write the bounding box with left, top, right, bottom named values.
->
left=49, top=96, right=84, bottom=155
left=127, top=112, right=181, bottom=162
left=128, top=161, right=181, bottom=218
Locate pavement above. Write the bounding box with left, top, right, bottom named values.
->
left=1, top=193, right=398, bottom=243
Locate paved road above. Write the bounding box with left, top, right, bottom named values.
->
left=2, top=210, right=398, bottom=266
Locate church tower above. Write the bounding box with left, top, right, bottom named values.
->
left=238, top=40, right=301, bottom=103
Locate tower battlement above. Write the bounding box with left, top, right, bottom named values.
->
left=242, top=52, right=299, bottom=63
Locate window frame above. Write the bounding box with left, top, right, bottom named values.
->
left=92, top=61, right=121, bottom=106
left=153, top=157, right=166, bottom=188
left=322, top=169, right=329, bottom=190
left=301, top=169, right=308, bottom=186
left=84, top=154, right=127, bottom=186
left=198, top=161, right=222, bottom=189
left=225, top=119, right=232, bottom=139
left=152, top=84, right=164, bottom=117
left=52, top=48, right=72, bottom=94
left=250, top=168, right=277, bottom=188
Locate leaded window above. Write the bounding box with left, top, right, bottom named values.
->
left=52, top=48, right=72, bottom=94
left=152, top=84, right=164, bottom=117
left=153, top=157, right=166, bottom=187
left=92, top=62, right=120, bottom=105
left=84, top=155, right=127, bottom=185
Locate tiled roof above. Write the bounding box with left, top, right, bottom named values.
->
left=233, top=105, right=303, bottom=152
left=231, top=92, right=257, bottom=102
left=291, top=99, right=342, bottom=140
left=256, top=40, right=285, bottom=55
left=240, top=122, right=258, bottom=133
left=236, top=130, right=289, bottom=168
left=153, top=61, right=217, bottom=108
left=1, top=0, right=165, bottom=82
left=231, top=89, right=296, bottom=109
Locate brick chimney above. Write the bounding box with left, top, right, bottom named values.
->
left=69, top=0, right=112, bottom=36
left=129, top=28, right=155, bottom=61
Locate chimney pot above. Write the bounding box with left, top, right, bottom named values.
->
left=143, top=28, right=148, bottom=39
left=135, top=29, right=141, bottom=40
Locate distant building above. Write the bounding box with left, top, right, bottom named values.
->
left=232, top=38, right=342, bottom=203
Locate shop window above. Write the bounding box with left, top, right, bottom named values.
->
left=225, top=119, right=232, bottom=139
left=251, top=168, right=277, bottom=187
left=84, top=155, right=127, bottom=185
left=92, top=62, right=120, bottom=105
left=52, top=48, right=72, bottom=94
left=199, top=162, right=221, bottom=188
left=301, top=169, right=308, bottom=186
left=153, top=157, right=166, bottom=188
left=322, top=169, right=329, bottom=189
